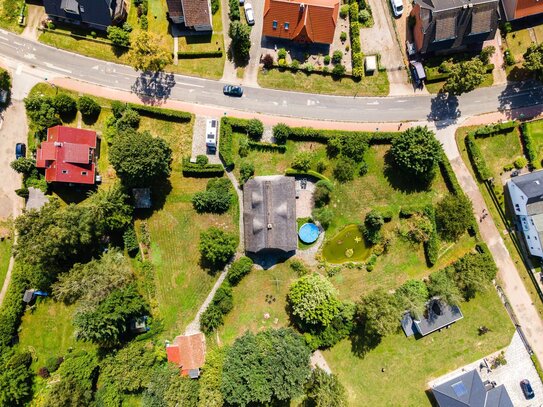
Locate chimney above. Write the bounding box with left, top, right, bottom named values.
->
left=299, top=3, right=305, bottom=11
left=54, top=142, right=63, bottom=147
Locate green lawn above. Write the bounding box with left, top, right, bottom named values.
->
left=258, top=69, right=389, bottom=96
left=0, top=0, right=25, bottom=33
left=474, top=126, right=523, bottom=179
left=0, top=229, right=13, bottom=290
left=525, top=119, right=543, bottom=169
left=39, top=0, right=225, bottom=79
left=505, top=29, right=537, bottom=81
left=456, top=126, right=543, bottom=321
left=425, top=73, right=493, bottom=94
left=218, top=262, right=298, bottom=344
left=324, top=289, right=514, bottom=406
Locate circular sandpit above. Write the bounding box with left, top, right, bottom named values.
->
left=299, top=223, right=321, bottom=244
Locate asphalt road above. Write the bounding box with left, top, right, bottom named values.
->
left=1, top=28, right=543, bottom=122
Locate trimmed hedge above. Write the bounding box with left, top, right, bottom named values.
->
left=438, top=153, right=462, bottom=195
left=399, top=204, right=426, bottom=218
left=349, top=2, right=364, bottom=78
left=0, top=264, right=28, bottom=350
left=227, top=256, right=254, bottom=286
left=177, top=50, right=223, bottom=59
left=279, top=124, right=398, bottom=144
left=423, top=205, right=439, bottom=267
left=472, top=120, right=517, bottom=138
left=126, top=103, right=191, bottom=122
left=182, top=159, right=225, bottom=177
left=247, top=140, right=287, bottom=153
left=466, top=134, right=492, bottom=181
left=285, top=168, right=330, bottom=182
left=521, top=122, right=537, bottom=166
left=219, top=118, right=235, bottom=168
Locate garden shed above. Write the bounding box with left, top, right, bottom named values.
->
left=365, top=56, right=377, bottom=73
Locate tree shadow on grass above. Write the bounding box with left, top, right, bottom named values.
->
left=131, top=71, right=176, bottom=106
left=349, top=324, right=382, bottom=358
left=382, top=150, right=433, bottom=193
left=111, top=45, right=129, bottom=58
left=82, top=113, right=100, bottom=126
left=133, top=178, right=173, bottom=220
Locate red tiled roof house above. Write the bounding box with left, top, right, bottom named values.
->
left=166, top=333, right=206, bottom=378
left=262, top=0, right=339, bottom=44
left=166, top=0, right=212, bottom=31
left=36, top=126, right=97, bottom=185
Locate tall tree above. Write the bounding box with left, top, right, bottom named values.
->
left=427, top=268, right=462, bottom=306
left=197, top=348, right=225, bottom=407
left=443, top=58, right=486, bottom=95
left=453, top=252, right=497, bottom=300
left=435, top=193, right=473, bottom=241
left=394, top=279, right=429, bottom=319
left=228, top=21, right=251, bottom=62
left=524, top=43, right=543, bottom=81
left=129, top=31, right=172, bottom=72
left=303, top=368, right=347, bottom=407
left=221, top=328, right=311, bottom=406
left=199, top=227, right=237, bottom=270
left=390, top=126, right=442, bottom=184
left=288, top=273, right=342, bottom=329
left=356, top=289, right=400, bottom=338
left=84, top=183, right=133, bottom=233
left=0, top=351, right=33, bottom=407
left=109, top=129, right=172, bottom=188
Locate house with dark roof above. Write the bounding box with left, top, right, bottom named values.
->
left=433, top=369, right=513, bottom=407
left=36, top=126, right=97, bottom=185
left=262, top=0, right=339, bottom=44
left=166, top=333, right=206, bottom=378
left=401, top=298, right=463, bottom=337
left=410, top=0, right=499, bottom=54
left=43, top=0, right=127, bottom=31
left=501, top=0, right=543, bottom=20
left=166, top=0, right=213, bottom=31
left=507, top=170, right=543, bottom=258
left=243, top=176, right=297, bottom=253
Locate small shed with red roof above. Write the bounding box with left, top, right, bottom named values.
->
left=166, top=333, right=206, bottom=378
left=36, top=126, right=97, bottom=185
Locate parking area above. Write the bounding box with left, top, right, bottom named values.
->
left=294, top=177, right=315, bottom=219
left=190, top=115, right=221, bottom=164
left=429, top=332, right=543, bottom=406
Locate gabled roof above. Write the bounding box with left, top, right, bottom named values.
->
left=243, top=176, right=297, bottom=253
left=43, top=0, right=125, bottom=29
left=181, top=0, right=211, bottom=27
left=510, top=170, right=543, bottom=202
left=166, top=0, right=184, bottom=18
left=35, top=126, right=97, bottom=185
left=401, top=299, right=463, bottom=337
left=433, top=370, right=513, bottom=407
left=262, top=0, right=339, bottom=44
left=166, top=333, right=206, bottom=375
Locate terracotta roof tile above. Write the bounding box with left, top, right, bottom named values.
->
left=167, top=333, right=206, bottom=373
left=181, top=0, right=211, bottom=27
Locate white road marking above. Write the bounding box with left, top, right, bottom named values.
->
left=177, top=82, right=204, bottom=88
left=91, top=65, right=100, bottom=70
left=366, top=101, right=379, bottom=105
left=395, top=100, right=407, bottom=103
left=15, top=64, right=22, bottom=75
left=13, top=41, right=22, bottom=46
left=44, top=62, right=72, bottom=73
left=0, top=36, right=8, bottom=41
left=23, top=53, right=35, bottom=60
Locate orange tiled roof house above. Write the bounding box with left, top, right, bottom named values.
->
left=262, top=0, right=340, bottom=45
left=166, top=333, right=206, bottom=378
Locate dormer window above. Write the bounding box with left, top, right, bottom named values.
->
left=284, top=22, right=290, bottom=30
left=81, top=171, right=88, bottom=176
left=273, top=20, right=278, bottom=29
left=62, top=170, right=69, bottom=174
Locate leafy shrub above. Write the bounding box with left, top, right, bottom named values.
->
left=359, top=9, right=371, bottom=23
left=262, top=54, right=274, bottom=69
left=38, top=367, right=50, bottom=378
left=228, top=257, right=254, bottom=285
left=199, top=227, right=237, bottom=270
left=292, top=151, right=313, bottom=171
left=77, top=96, right=101, bottom=119
left=123, top=226, right=139, bottom=256
left=211, top=0, right=219, bottom=13
left=290, top=259, right=309, bottom=277
left=313, top=207, right=333, bottom=229
left=111, top=100, right=126, bottom=118
left=273, top=123, right=290, bottom=144
left=239, top=160, right=255, bottom=185
left=332, top=50, right=343, bottom=64
left=479, top=46, right=496, bottom=65
left=359, top=160, right=368, bottom=176
left=107, top=26, right=131, bottom=47
left=139, top=15, right=148, bottom=30
left=278, top=48, right=287, bottom=60
left=196, top=154, right=209, bottom=165
left=313, top=180, right=333, bottom=208
left=333, top=156, right=356, bottom=183
left=340, top=32, right=347, bottom=42
left=465, top=134, right=492, bottom=180
left=291, top=60, right=300, bottom=70
left=116, top=108, right=140, bottom=130
left=201, top=304, right=224, bottom=333
left=316, top=160, right=327, bottom=173
left=213, top=283, right=234, bottom=314
left=332, top=64, right=346, bottom=77
left=514, top=157, right=527, bottom=169
left=339, top=4, right=349, bottom=18
left=53, top=93, right=77, bottom=117
left=228, top=0, right=240, bottom=20
left=220, top=118, right=235, bottom=168
left=324, top=55, right=331, bottom=65
left=246, top=118, right=264, bottom=140
left=522, top=123, right=537, bottom=165
left=192, top=178, right=232, bottom=214
left=363, top=210, right=383, bottom=245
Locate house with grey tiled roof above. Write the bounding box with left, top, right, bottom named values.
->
left=43, top=0, right=126, bottom=31
left=243, top=176, right=297, bottom=253
left=432, top=369, right=513, bottom=407
left=166, top=0, right=212, bottom=31
left=410, top=0, right=499, bottom=54
left=401, top=298, right=463, bottom=337
left=507, top=170, right=543, bottom=258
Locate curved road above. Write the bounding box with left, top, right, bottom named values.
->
left=0, top=28, right=542, bottom=122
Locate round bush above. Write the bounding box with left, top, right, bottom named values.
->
left=78, top=96, right=101, bottom=119
left=247, top=119, right=264, bottom=140
left=53, top=93, right=77, bottom=116
left=333, top=156, right=356, bottom=183
left=273, top=123, right=290, bottom=145
left=228, top=256, right=254, bottom=285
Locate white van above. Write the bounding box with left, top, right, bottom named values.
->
left=244, top=3, right=255, bottom=25
left=391, top=0, right=403, bottom=17
left=205, top=119, right=218, bottom=153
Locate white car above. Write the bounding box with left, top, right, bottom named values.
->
left=391, top=0, right=403, bottom=17
left=244, top=3, right=255, bottom=25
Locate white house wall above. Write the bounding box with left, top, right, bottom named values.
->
left=508, top=180, right=543, bottom=257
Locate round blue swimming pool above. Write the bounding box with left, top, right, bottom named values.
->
left=299, top=223, right=320, bottom=244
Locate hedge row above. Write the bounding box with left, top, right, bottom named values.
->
left=349, top=2, right=364, bottom=78
left=280, top=125, right=398, bottom=144
left=268, top=64, right=360, bottom=80
left=438, top=153, right=462, bottom=195
left=247, top=140, right=286, bottom=153
left=521, top=122, right=537, bottom=165
left=219, top=117, right=235, bottom=168
left=182, top=160, right=225, bottom=177
left=466, top=134, right=492, bottom=181
left=472, top=120, right=517, bottom=138
left=285, top=168, right=330, bottom=182
left=0, top=265, right=27, bottom=350
left=425, top=64, right=494, bottom=83
left=177, top=50, right=223, bottom=59
left=126, top=103, right=192, bottom=122
left=423, top=205, right=439, bottom=267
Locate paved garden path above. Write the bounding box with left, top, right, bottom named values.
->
left=220, top=0, right=238, bottom=83
left=433, top=118, right=543, bottom=364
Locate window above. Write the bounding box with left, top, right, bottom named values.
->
left=81, top=171, right=88, bottom=176
left=527, top=235, right=530, bottom=239
left=62, top=169, right=69, bottom=174
left=273, top=20, right=278, bottom=29
left=284, top=22, right=290, bottom=30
